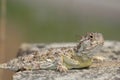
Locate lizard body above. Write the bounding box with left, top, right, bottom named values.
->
left=0, top=32, right=104, bottom=72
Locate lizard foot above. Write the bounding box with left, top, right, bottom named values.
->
left=57, top=64, right=68, bottom=72
left=92, top=56, right=106, bottom=63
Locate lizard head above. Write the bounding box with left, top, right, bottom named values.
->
left=75, top=32, right=104, bottom=57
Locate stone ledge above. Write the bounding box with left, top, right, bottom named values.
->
left=13, top=41, right=120, bottom=80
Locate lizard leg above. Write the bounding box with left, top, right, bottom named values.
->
left=92, top=56, right=106, bottom=63
left=56, top=56, right=68, bottom=72
left=63, top=55, right=92, bottom=68
left=62, top=55, right=80, bottom=69
left=56, top=63, right=68, bottom=72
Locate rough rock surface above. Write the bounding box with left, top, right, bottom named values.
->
left=13, top=41, right=120, bottom=80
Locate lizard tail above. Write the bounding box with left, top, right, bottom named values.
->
left=0, top=63, right=9, bottom=69
left=0, top=62, right=18, bottom=71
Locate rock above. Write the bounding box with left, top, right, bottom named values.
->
left=13, top=41, right=120, bottom=80
left=13, top=67, right=120, bottom=80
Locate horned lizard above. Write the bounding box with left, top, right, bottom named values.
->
left=0, top=32, right=104, bottom=72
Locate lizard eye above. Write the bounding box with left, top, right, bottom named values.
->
left=90, top=35, right=93, bottom=38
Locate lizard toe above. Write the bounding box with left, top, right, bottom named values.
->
left=57, top=65, right=68, bottom=72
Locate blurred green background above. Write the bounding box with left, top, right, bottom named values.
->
left=0, top=0, right=120, bottom=80
left=2, top=0, right=120, bottom=42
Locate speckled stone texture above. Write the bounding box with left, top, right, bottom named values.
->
left=13, top=41, right=120, bottom=80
